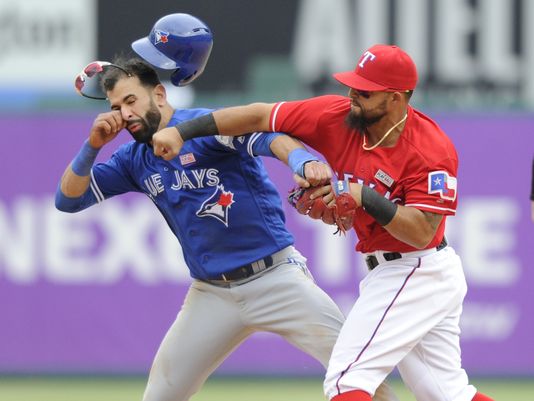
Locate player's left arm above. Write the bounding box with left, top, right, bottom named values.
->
left=323, top=183, right=444, bottom=249
left=380, top=206, right=443, bottom=248
left=251, top=132, right=332, bottom=187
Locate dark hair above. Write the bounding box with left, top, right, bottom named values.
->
left=101, top=55, right=162, bottom=93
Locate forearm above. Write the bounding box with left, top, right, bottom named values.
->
left=270, top=135, right=308, bottom=164
left=60, top=167, right=91, bottom=197
left=352, top=183, right=439, bottom=249
left=213, top=103, right=274, bottom=135
left=176, top=103, right=275, bottom=141
left=255, top=133, right=329, bottom=186
left=382, top=206, right=439, bottom=249
left=60, top=140, right=99, bottom=194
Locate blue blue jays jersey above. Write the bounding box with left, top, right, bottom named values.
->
left=87, top=108, right=293, bottom=279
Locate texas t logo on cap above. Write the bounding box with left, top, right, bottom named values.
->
left=333, top=44, right=418, bottom=92
left=358, top=51, right=376, bottom=68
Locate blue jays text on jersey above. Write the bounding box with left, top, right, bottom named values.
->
left=69, top=108, right=293, bottom=280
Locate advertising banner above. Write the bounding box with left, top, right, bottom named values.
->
left=0, top=113, right=532, bottom=375
left=0, top=0, right=96, bottom=91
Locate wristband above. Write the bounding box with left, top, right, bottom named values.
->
left=334, top=180, right=351, bottom=195
left=288, top=148, right=318, bottom=178
left=71, top=139, right=100, bottom=176
left=361, top=185, right=398, bottom=226
left=175, top=113, right=219, bottom=141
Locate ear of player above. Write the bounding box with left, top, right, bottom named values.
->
left=287, top=181, right=357, bottom=234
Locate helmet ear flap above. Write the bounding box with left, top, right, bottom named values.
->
left=171, top=68, right=197, bottom=87
left=170, top=69, right=182, bottom=86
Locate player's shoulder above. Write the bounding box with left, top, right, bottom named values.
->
left=281, top=94, right=348, bottom=111
left=293, top=95, right=351, bottom=125
left=114, top=140, right=149, bottom=164
left=102, top=140, right=149, bottom=174
left=114, top=140, right=138, bottom=157
left=306, top=94, right=350, bottom=110
left=313, top=94, right=350, bottom=104
left=405, top=107, right=457, bottom=165
left=170, top=107, right=214, bottom=125
left=322, top=94, right=351, bottom=113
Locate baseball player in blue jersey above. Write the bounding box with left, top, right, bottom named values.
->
left=57, top=55, right=336, bottom=400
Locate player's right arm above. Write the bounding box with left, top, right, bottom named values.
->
left=56, top=111, right=126, bottom=212
left=212, top=102, right=274, bottom=134
left=153, top=103, right=275, bottom=160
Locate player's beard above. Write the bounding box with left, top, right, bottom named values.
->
left=126, top=100, right=162, bottom=144
left=345, top=99, right=388, bottom=134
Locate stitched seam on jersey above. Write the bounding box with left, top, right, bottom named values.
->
left=405, top=203, right=455, bottom=213
left=90, top=170, right=104, bottom=203
left=335, top=258, right=422, bottom=395
left=271, top=102, right=286, bottom=131
left=247, top=132, right=262, bottom=157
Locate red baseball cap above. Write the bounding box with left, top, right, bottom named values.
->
left=333, top=44, right=418, bottom=91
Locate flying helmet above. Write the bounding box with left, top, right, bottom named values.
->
left=132, top=13, right=213, bottom=86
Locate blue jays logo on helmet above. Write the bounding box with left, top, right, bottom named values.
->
left=131, top=13, right=213, bottom=86
left=154, top=29, right=169, bottom=44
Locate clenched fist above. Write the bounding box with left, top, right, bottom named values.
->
left=152, top=127, right=185, bottom=160
left=89, top=111, right=127, bottom=149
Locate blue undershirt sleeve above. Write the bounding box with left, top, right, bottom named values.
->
left=251, top=132, right=318, bottom=177
left=55, top=184, right=98, bottom=213
left=250, top=132, right=283, bottom=158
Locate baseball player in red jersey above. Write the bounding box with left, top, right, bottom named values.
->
left=150, top=45, right=496, bottom=401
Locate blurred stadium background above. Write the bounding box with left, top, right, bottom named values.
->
left=0, top=0, right=532, bottom=400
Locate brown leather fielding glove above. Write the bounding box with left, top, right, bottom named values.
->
left=330, top=180, right=357, bottom=234
left=288, top=182, right=357, bottom=233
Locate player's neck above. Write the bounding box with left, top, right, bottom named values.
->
left=158, top=104, right=175, bottom=130
left=364, top=109, right=408, bottom=149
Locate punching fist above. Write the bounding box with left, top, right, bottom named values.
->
left=152, top=127, right=184, bottom=160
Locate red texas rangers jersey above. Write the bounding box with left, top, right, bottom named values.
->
left=270, top=95, right=458, bottom=253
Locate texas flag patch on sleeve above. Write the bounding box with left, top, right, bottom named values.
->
left=428, top=171, right=457, bottom=201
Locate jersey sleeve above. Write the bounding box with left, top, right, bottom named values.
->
left=269, top=95, right=349, bottom=156
left=90, top=146, right=140, bottom=202
left=403, top=157, right=458, bottom=215
left=193, top=132, right=277, bottom=159
left=55, top=144, right=138, bottom=213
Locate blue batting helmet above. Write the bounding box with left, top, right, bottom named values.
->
left=131, top=13, right=213, bottom=86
